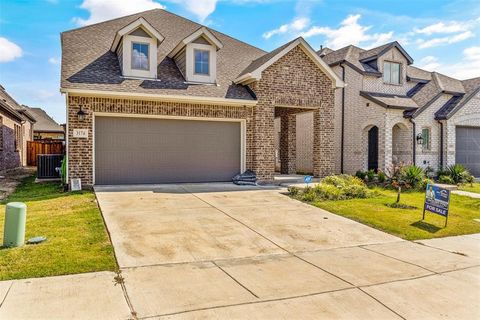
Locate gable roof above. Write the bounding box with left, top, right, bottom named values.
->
left=25, top=107, right=64, bottom=133
left=435, top=77, right=480, bottom=120
left=319, top=41, right=413, bottom=76
left=168, top=26, right=223, bottom=58
left=0, top=84, right=36, bottom=123
left=358, top=41, right=413, bottom=65
left=235, top=37, right=344, bottom=88
left=61, top=9, right=267, bottom=101
left=110, top=17, right=164, bottom=52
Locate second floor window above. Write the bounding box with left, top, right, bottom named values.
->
left=383, top=61, right=401, bottom=85
left=194, top=49, right=209, bottom=75
left=132, top=43, right=149, bottom=70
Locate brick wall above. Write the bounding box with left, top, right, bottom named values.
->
left=249, top=45, right=335, bottom=180
left=67, top=95, right=254, bottom=186
left=445, top=91, right=480, bottom=167
left=0, top=111, right=22, bottom=171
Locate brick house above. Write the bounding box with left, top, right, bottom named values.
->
left=60, top=9, right=343, bottom=187
left=0, top=85, right=36, bottom=171
left=25, top=107, right=65, bottom=140
left=291, top=42, right=480, bottom=177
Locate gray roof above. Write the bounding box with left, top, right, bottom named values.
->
left=358, top=41, right=413, bottom=64
left=26, top=107, right=64, bottom=133
left=360, top=91, right=418, bottom=110
left=0, top=84, right=36, bottom=123
left=61, top=9, right=266, bottom=100
left=435, top=77, right=480, bottom=119
left=318, top=41, right=412, bottom=75
left=238, top=38, right=297, bottom=77
left=406, top=66, right=432, bottom=81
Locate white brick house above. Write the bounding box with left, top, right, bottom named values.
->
left=287, top=41, right=480, bottom=177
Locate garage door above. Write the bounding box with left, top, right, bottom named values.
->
left=456, top=126, right=480, bottom=177
left=95, top=116, right=242, bottom=184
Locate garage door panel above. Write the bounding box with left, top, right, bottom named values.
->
left=456, top=126, right=480, bottom=177
left=95, top=117, right=241, bottom=184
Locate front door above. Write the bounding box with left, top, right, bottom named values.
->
left=368, top=126, right=379, bottom=171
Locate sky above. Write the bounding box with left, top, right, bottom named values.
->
left=0, top=0, right=479, bottom=123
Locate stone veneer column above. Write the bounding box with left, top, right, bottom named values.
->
left=280, top=112, right=296, bottom=174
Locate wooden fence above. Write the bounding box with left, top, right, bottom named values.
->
left=27, top=140, right=65, bottom=166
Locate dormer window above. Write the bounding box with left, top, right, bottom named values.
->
left=194, top=49, right=210, bottom=75
left=168, top=27, right=223, bottom=84
left=383, top=61, right=401, bottom=85
left=110, top=17, right=164, bottom=79
left=132, top=42, right=149, bottom=70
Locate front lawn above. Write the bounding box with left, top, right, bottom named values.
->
left=0, top=175, right=117, bottom=280
left=458, top=183, right=480, bottom=194
left=308, top=188, right=480, bottom=240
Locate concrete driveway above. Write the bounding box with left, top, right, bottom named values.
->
left=88, top=183, right=480, bottom=319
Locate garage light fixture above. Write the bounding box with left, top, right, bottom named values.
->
left=77, top=107, right=86, bottom=121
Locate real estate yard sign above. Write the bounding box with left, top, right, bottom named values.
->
left=423, top=184, right=451, bottom=227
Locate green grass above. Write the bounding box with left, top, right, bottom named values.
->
left=308, top=188, right=480, bottom=240
left=459, top=183, right=480, bottom=194
left=0, top=175, right=117, bottom=280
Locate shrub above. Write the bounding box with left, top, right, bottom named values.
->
left=419, top=178, right=434, bottom=191
left=288, top=186, right=299, bottom=196
left=322, top=174, right=365, bottom=188
left=313, top=184, right=344, bottom=200
left=366, top=169, right=376, bottom=182
left=377, top=170, right=386, bottom=183
left=463, top=173, right=475, bottom=185
left=438, top=175, right=454, bottom=185
left=294, top=175, right=373, bottom=202
left=447, top=164, right=469, bottom=184
left=401, top=165, right=424, bottom=189
left=355, top=170, right=367, bottom=181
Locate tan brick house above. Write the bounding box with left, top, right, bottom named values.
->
left=0, top=85, right=35, bottom=171
left=292, top=42, right=480, bottom=177
left=60, top=9, right=343, bottom=187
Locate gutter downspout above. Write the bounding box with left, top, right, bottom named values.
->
left=409, top=118, right=416, bottom=165
left=437, top=120, right=444, bottom=170
left=340, top=63, right=346, bottom=173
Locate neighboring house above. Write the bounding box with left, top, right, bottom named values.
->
left=25, top=107, right=65, bottom=140
left=0, top=85, right=36, bottom=171
left=292, top=41, right=480, bottom=177
left=61, top=9, right=343, bottom=187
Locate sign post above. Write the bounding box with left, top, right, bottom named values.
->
left=423, top=184, right=451, bottom=227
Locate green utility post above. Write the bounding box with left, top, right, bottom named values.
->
left=3, top=202, right=27, bottom=248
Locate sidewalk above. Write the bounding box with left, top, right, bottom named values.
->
left=1, top=234, right=479, bottom=320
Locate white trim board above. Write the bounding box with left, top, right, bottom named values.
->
left=60, top=88, right=258, bottom=107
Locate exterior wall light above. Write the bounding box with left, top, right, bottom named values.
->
left=77, top=107, right=86, bottom=121
left=416, top=133, right=424, bottom=145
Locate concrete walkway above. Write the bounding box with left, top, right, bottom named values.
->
left=1, top=184, right=479, bottom=319
left=452, top=190, right=480, bottom=198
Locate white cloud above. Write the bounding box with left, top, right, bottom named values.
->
left=73, top=0, right=165, bottom=26
left=48, top=57, right=60, bottom=65
left=416, top=31, right=474, bottom=49
left=427, top=46, right=480, bottom=80
left=0, top=37, right=23, bottom=62
left=414, top=21, right=467, bottom=35
left=300, top=14, right=393, bottom=49
left=418, top=56, right=440, bottom=71
left=171, top=0, right=218, bottom=22
left=263, top=17, right=310, bottom=39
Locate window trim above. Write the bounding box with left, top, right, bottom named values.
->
left=193, top=49, right=210, bottom=76
left=421, top=127, right=431, bottom=151
left=383, top=61, right=401, bottom=85
left=131, top=42, right=150, bottom=71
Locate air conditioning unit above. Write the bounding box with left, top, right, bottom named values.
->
left=37, top=154, right=63, bottom=179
